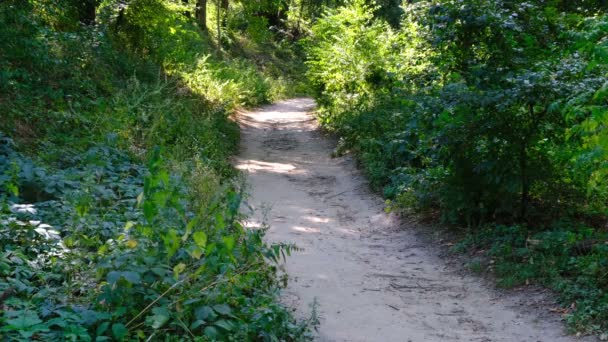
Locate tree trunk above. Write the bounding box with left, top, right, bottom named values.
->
left=216, top=0, right=221, bottom=49
left=77, top=0, right=98, bottom=25
left=520, top=103, right=535, bottom=220
left=221, top=0, right=229, bottom=26
left=182, top=0, right=191, bottom=18
left=195, top=0, right=207, bottom=30
left=520, top=141, right=529, bottom=220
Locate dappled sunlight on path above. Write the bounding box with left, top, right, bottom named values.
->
left=235, top=98, right=582, bottom=342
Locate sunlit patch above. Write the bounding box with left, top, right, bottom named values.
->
left=303, top=216, right=330, bottom=224
left=10, top=203, right=37, bottom=214
left=337, top=228, right=358, bottom=235
left=235, top=159, right=298, bottom=174
left=243, top=220, right=264, bottom=229
left=292, top=226, right=321, bottom=233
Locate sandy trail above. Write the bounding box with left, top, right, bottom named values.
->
left=235, top=98, right=581, bottom=342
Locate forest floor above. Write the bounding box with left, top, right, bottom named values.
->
left=234, top=98, right=591, bottom=342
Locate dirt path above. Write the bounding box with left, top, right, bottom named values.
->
left=235, top=98, right=582, bottom=342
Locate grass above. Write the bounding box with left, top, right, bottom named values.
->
left=451, top=222, right=608, bottom=335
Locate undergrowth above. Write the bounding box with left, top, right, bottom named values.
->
left=453, top=223, right=608, bottom=335
left=0, top=0, right=312, bottom=340
left=304, top=0, right=608, bottom=336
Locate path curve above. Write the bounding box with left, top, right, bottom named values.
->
left=235, top=98, right=582, bottom=342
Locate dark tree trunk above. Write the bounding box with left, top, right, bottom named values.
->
left=520, top=103, right=536, bottom=220
left=221, top=0, right=229, bottom=26
left=182, top=0, right=191, bottom=18
left=216, top=0, right=221, bottom=48
left=77, top=0, right=98, bottom=25
left=196, top=0, right=207, bottom=30
left=520, top=141, right=529, bottom=220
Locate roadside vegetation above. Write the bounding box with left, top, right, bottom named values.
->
left=0, top=0, right=313, bottom=340
left=304, top=0, right=608, bottom=336
left=3, top=0, right=608, bottom=339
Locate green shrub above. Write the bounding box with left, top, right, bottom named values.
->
left=1, top=0, right=313, bottom=339
left=305, top=0, right=608, bottom=335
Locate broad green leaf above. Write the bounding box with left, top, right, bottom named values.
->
left=189, top=246, right=204, bottom=260
left=193, top=231, right=207, bottom=248
left=96, top=321, right=110, bottom=336
left=195, top=306, right=217, bottom=321
left=147, top=307, right=170, bottom=329
left=212, top=304, right=232, bottom=316
left=122, top=271, right=141, bottom=284
left=124, top=221, right=135, bottom=231
left=204, top=326, right=219, bottom=339
left=222, top=235, right=235, bottom=251
left=173, top=262, right=186, bottom=279
left=163, top=229, right=180, bottom=258
left=214, top=319, right=235, bottom=331
left=190, top=319, right=205, bottom=330
left=111, top=323, right=128, bottom=340
left=107, top=271, right=121, bottom=285
left=5, top=311, right=42, bottom=329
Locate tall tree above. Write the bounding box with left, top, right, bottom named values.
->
left=221, top=0, right=229, bottom=26
left=73, top=0, right=99, bottom=25
left=196, top=0, right=207, bottom=30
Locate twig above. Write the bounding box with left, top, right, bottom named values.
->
left=128, top=261, right=264, bottom=329
left=126, top=278, right=187, bottom=328
left=176, top=316, right=195, bottom=339
left=145, top=332, right=156, bottom=342
left=325, top=190, right=348, bottom=200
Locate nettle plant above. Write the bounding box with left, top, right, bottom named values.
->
left=0, top=140, right=307, bottom=340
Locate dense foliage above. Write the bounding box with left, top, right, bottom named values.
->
left=0, top=0, right=314, bottom=340
left=305, top=0, right=608, bottom=335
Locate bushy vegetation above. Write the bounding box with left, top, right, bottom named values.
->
left=0, top=0, right=314, bottom=340
left=305, top=0, right=608, bottom=335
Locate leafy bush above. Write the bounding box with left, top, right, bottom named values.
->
left=1, top=143, right=308, bottom=340
left=1, top=0, right=313, bottom=340
left=306, top=0, right=608, bottom=225
left=305, top=0, right=608, bottom=335
left=454, top=223, right=608, bottom=334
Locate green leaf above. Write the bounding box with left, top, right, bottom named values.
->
left=222, top=235, right=235, bottom=251
left=122, top=271, right=141, bottom=284
left=108, top=271, right=140, bottom=285
left=182, top=217, right=199, bottom=242
left=214, top=319, right=235, bottom=331
left=190, top=319, right=205, bottom=330
left=136, top=192, right=144, bottom=207
left=173, top=262, right=186, bottom=279
left=189, top=246, right=204, bottom=260
left=147, top=307, right=170, bottom=329
left=143, top=201, right=156, bottom=222
left=195, top=306, right=217, bottom=321
left=5, top=311, right=42, bottom=329
left=204, top=326, right=220, bottom=339
left=96, top=321, right=110, bottom=336
left=111, top=323, right=128, bottom=340
left=212, top=304, right=232, bottom=316
left=151, top=267, right=168, bottom=277
left=193, top=231, right=207, bottom=248
left=106, top=271, right=120, bottom=285
left=163, top=229, right=180, bottom=258
left=124, top=221, right=135, bottom=231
